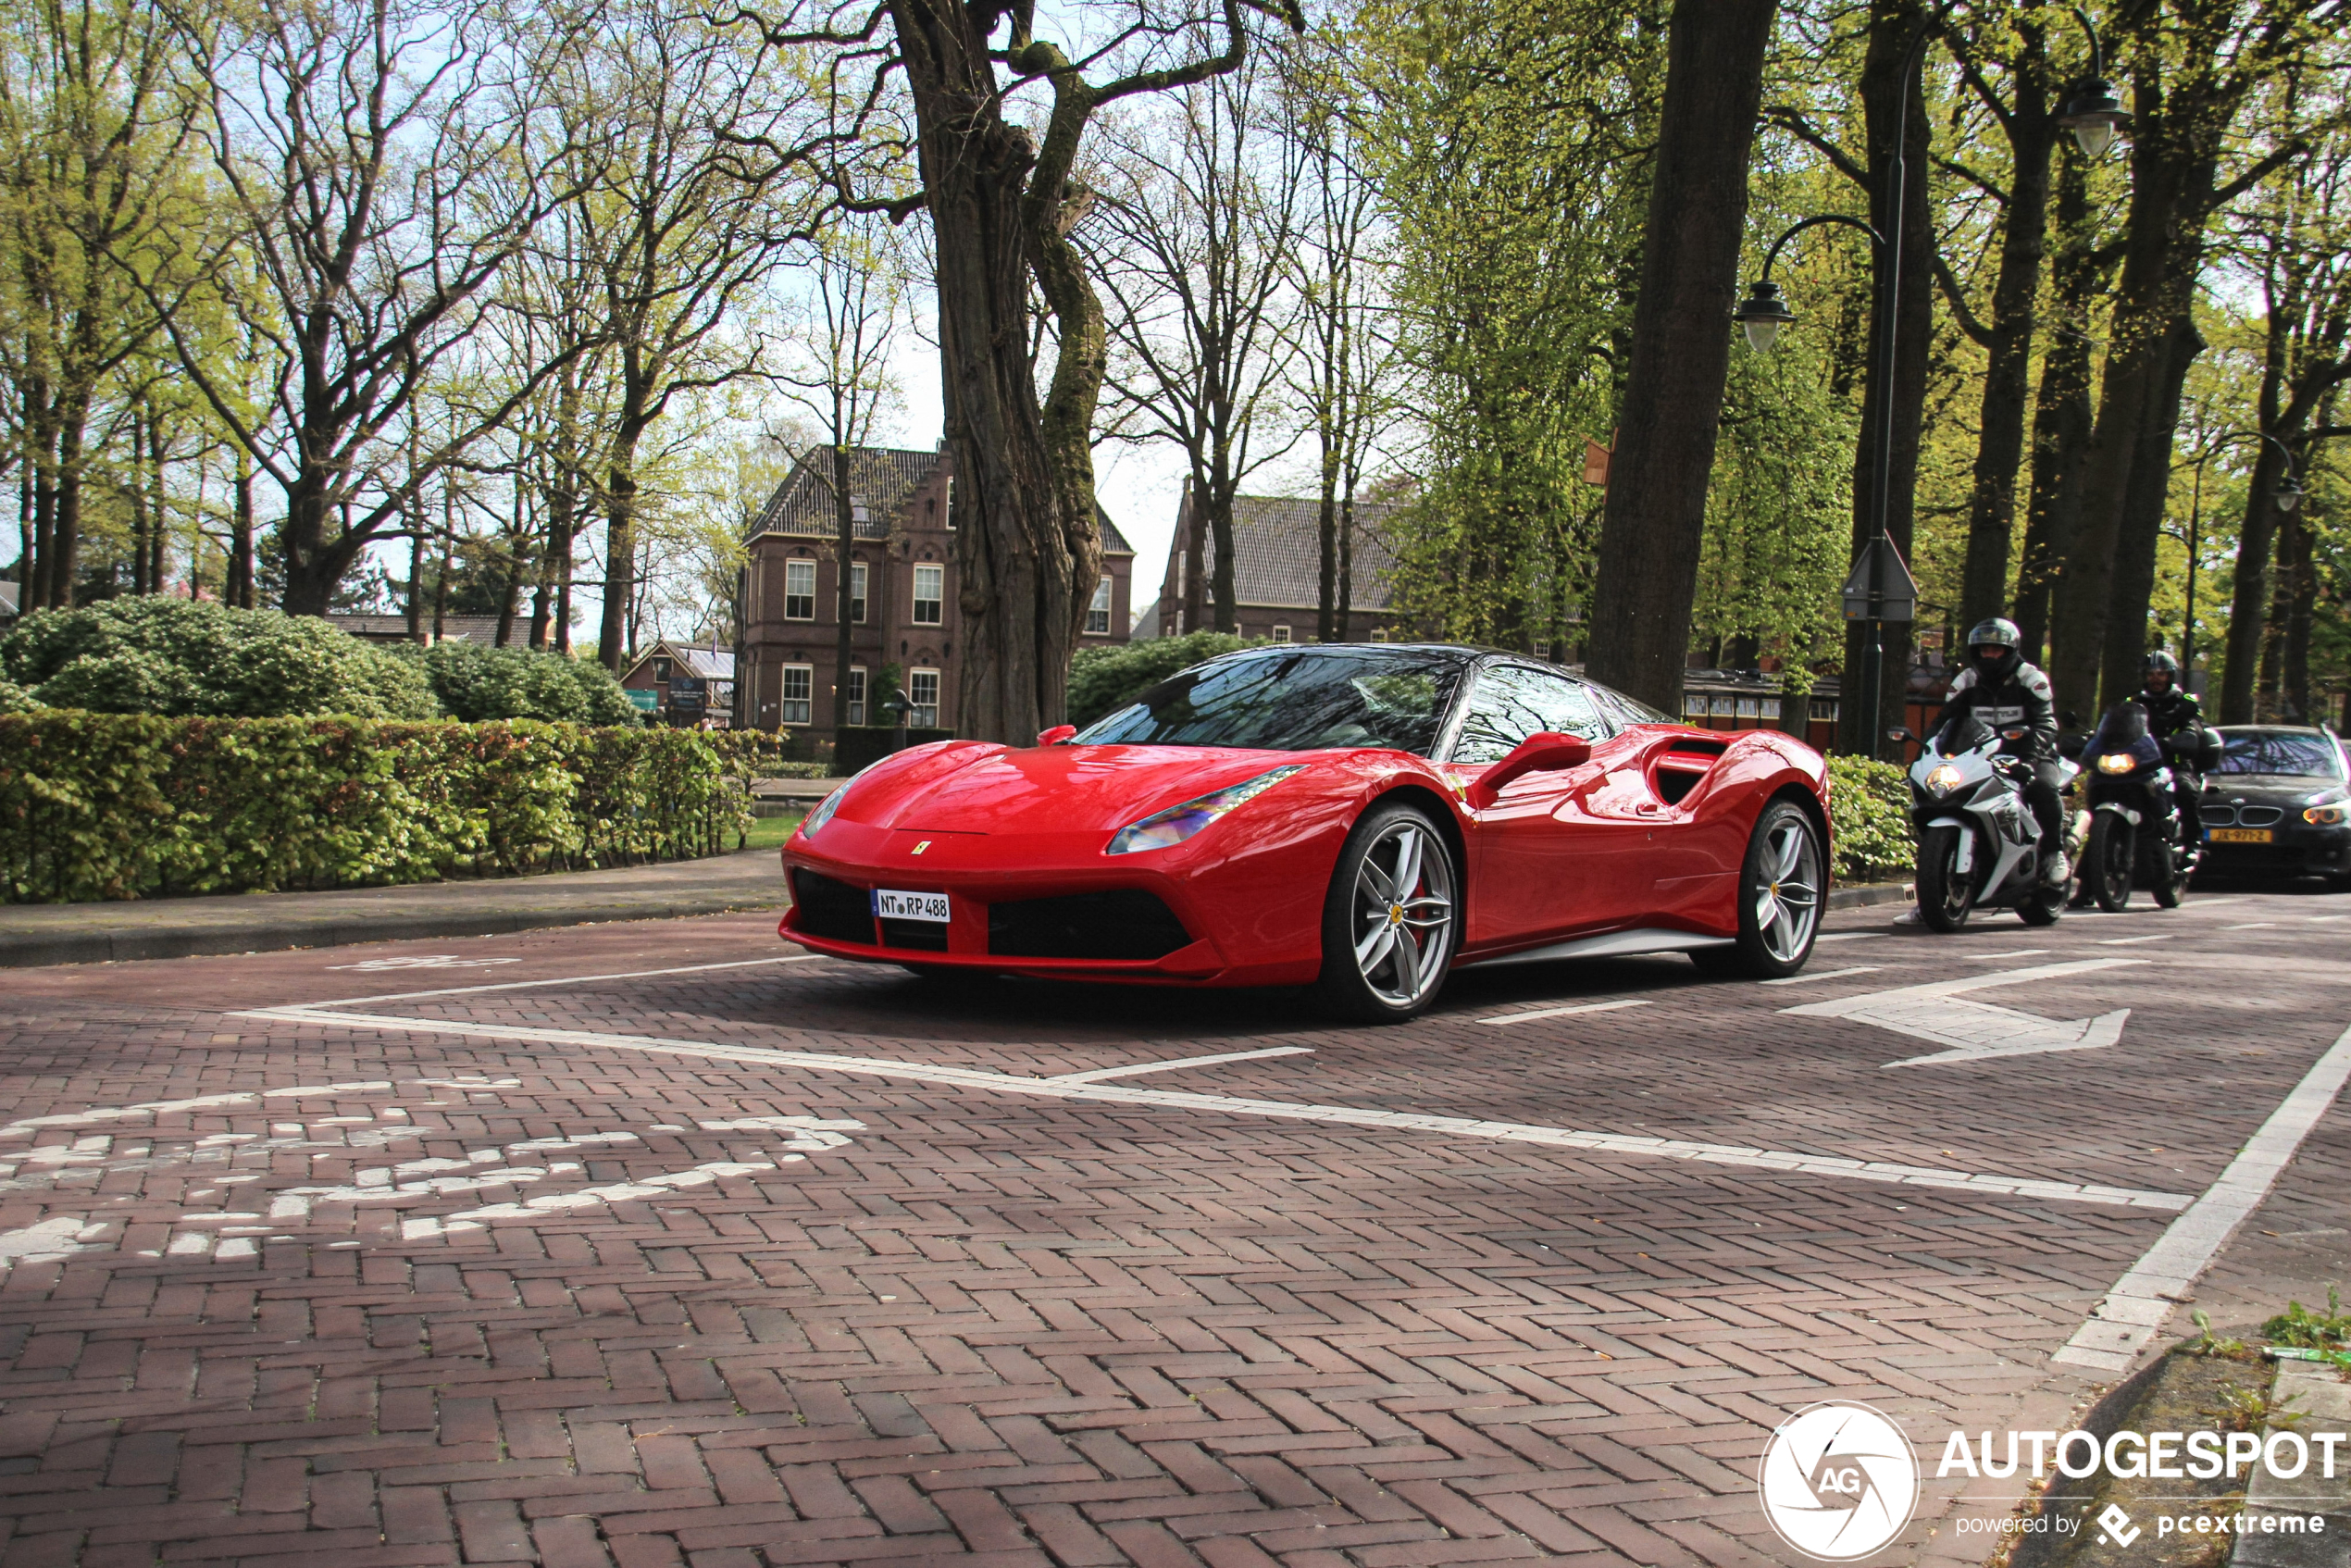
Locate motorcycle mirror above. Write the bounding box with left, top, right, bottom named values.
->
left=1886, top=727, right=1917, bottom=744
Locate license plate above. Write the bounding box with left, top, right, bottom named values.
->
left=2208, top=828, right=2272, bottom=843
left=873, top=889, right=951, bottom=922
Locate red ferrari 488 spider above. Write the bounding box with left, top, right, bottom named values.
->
left=780, top=644, right=1832, bottom=1020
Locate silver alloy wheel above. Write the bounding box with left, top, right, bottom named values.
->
left=1351, top=818, right=1455, bottom=1008
left=1755, top=815, right=1822, bottom=964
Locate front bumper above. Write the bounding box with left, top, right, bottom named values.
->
left=2198, top=822, right=2351, bottom=877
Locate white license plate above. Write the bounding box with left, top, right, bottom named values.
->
left=873, top=889, right=951, bottom=923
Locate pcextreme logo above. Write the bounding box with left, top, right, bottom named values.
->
left=1758, top=1401, right=1922, bottom=1562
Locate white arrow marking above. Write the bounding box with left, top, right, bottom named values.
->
left=1780, top=958, right=2147, bottom=1068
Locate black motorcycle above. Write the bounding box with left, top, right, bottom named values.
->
left=2070, top=702, right=2197, bottom=911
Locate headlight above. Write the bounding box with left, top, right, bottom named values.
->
left=1925, top=763, right=1965, bottom=795
left=2096, top=752, right=2136, bottom=774
left=1105, top=765, right=1303, bottom=855
left=800, top=784, right=849, bottom=840
left=2307, top=803, right=2348, bottom=826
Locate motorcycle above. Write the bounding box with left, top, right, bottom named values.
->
left=1895, top=716, right=2076, bottom=931
left=2066, top=701, right=2196, bottom=912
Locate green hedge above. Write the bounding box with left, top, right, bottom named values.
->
left=0, top=712, right=783, bottom=902
left=1826, top=753, right=1912, bottom=883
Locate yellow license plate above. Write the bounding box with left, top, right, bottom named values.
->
left=2208, top=828, right=2273, bottom=843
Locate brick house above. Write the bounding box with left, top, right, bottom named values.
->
left=619, top=640, right=736, bottom=724
left=737, top=445, right=1136, bottom=733
left=1154, top=491, right=1410, bottom=642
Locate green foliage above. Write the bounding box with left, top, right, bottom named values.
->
left=1068, top=631, right=1258, bottom=727
left=2188, top=1309, right=2250, bottom=1360
left=0, top=712, right=771, bottom=902
left=2264, top=1289, right=2350, bottom=1351
left=400, top=640, right=641, bottom=726
left=1825, top=754, right=1912, bottom=882
left=0, top=678, right=37, bottom=714
left=3, top=600, right=437, bottom=719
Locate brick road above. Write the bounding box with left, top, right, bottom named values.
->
left=1, top=884, right=2346, bottom=1567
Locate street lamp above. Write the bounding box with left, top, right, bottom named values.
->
left=2273, top=469, right=2303, bottom=512
left=2054, top=8, right=2133, bottom=159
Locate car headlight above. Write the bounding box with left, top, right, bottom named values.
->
left=2096, top=752, right=2136, bottom=774
left=2306, top=803, right=2348, bottom=826
left=1105, top=765, right=1303, bottom=855
left=1925, top=763, right=1965, bottom=795
left=799, top=784, right=849, bottom=840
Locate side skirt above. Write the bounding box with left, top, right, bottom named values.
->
left=1458, top=927, right=1735, bottom=970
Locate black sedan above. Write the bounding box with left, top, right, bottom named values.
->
left=2199, top=725, right=2351, bottom=889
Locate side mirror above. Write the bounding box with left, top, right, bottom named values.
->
left=1036, top=725, right=1078, bottom=747
left=1886, top=727, right=1918, bottom=745
left=1466, top=731, right=1591, bottom=810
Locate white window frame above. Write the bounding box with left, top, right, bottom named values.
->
left=783, top=559, right=816, bottom=620
left=1684, top=691, right=1710, bottom=719
left=1271, top=624, right=1292, bottom=644
left=846, top=666, right=867, bottom=726
left=1368, top=628, right=1387, bottom=642
left=849, top=562, right=867, bottom=624
left=912, top=564, right=943, bottom=626
left=779, top=664, right=813, bottom=726
left=1086, top=577, right=1113, bottom=635
left=908, top=667, right=940, bottom=728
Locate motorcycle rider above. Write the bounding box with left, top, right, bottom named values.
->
left=2137, top=650, right=2208, bottom=840
left=1934, top=618, right=2069, bottom=884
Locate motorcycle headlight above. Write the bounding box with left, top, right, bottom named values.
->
left=2306, top=803, right=2348, bottom=826
left=1925, top=763, right=1965, bottom=795
left=2096, top=752, right=2136, bottom=774
left=1106, top=766, right=1303, bottom=855
left=799, top=784, right=849, bottom=840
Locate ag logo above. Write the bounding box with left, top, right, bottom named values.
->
left=1758, top=1400, right=1920, bottom=1561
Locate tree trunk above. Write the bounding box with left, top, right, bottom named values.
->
left=2015, top=157, right=2099, bottom=666
left=1833, top=0, right=1936, bottom=756
left=129, top=408, right=151, bottom=596
left=1957, top=49, right=2057, bottom=628
left=1316, top=453, right=1338, bottom=642
left=1181, top=481, right=1207, bottom=633
left=598, top=417, right=647, bottom=671
left=2281, top=513, right=2314, bottom=721
left=832, top=442, right=857, bottom=740
left=1583, top=0, right=1775, bottom=714
left=230, top=453, right=255, bottom=609
left=146, top=409, right=168, bottom=594
left=279, top=459, right=365, bottom=616
left=2098, top=320, right=2202, bottom=704
left=50, top=399, right=87, bottom=608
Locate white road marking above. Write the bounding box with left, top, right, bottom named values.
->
left=1813, top=934, right=1882, bottom=944
left=1476, top=999, right=1652, bottom=1027
left=308, top=954, right=823, bottom=1009
left=0, top=1082, right=392, bottom=1139
left=2308, top=915, right=2348, bottom=924
left=1782, top=959, right=2145, bottom=1068
left=1961, top=950, right=2048, bottom=961
left=0, top=1216, right=104, bottom=1263
left=228, top=1003, right=2189, bottom=1211
left=2226, top=923, right=2277, bottom=930
left=1047, top=1048, right=1312, bottom=1084
left=328, top=955, right=523, bottom=971
left=2054, top=1019, right=2351, bottom=1373
left=2097, top=934, right=2174, bottom=945
left=1759, top=966, right=1882, bottom=987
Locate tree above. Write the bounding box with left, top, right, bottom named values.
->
left=1585, top=0, right=1776, bottom=715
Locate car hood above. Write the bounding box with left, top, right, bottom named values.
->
left=2205, top=775, right=2346, bottom=802
left=844, top=743, right=1326, bottom=835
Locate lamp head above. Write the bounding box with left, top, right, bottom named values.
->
left=2057, top=78, right=2131, bottom=158
left=2275, top=471, right=2304, bottom=513
left=1733, top=279, right=1795, bottom=353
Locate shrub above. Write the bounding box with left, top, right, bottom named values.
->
left=0, top=711, right=759, bottom=902
left=2, top=599, right=436, bottom=718
left=1068, top=630, right=1260, bottom=728
left=0, top=678, right=37, bottom=714
left=1825, top=753, right=1912, bottom=883
left=401, top=640, right=641, bottom=726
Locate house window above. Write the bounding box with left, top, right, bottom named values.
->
left=779, top=666, right=813, bottom=726
left=1761, top=697, right=1781, bottom=720
left=1735, top=696, right=1759, bottom=719
left=912, top=564, right=943, bottom=626
left=1684, top=691, right=1709, bottom=719
left=784, top=560, right=816, bottom=619
left=1271, top=624, right=1291, bottom=643
left=850, top=562, right=867, bottom=624
left=653, top=656, right=673, bottom=682
left=1811, top=699, right=1838, bottom=723
left=1087, top=578, right=1112, bottom=635
left=909, top=667, right=939, bottom=728
left=1368, top=628, right=1387, bottom=642
left=851, top=494, right=869, bottom=522
left=847, top=666, right=867, bottom=726
left=1711, top=695, right=1735, bottom=716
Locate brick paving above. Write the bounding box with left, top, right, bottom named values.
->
left=0, top=887, right=2346, bottom=1567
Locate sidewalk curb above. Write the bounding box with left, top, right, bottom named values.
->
left=1826, top=880, right=1914, bottom=912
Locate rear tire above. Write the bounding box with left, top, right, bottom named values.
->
left=2148, top=837, right=2183, bottom=908
left=1915, top=824, right=1974, bottom=933
left=2088, top=813, right=2133, bottom=912
left=1690, top=801, right=1823, bottom=979
left=1317, top=803, right=1459, bottom=1023
left=2018, top=889, right=2063, bottom=926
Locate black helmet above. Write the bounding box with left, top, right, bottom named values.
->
left=2144, top=649, right=2179, bottom=692
left=1965, top=617, right=2022, bottom=682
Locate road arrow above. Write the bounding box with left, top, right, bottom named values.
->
left=1779, top=958, right=2147, bottom=1068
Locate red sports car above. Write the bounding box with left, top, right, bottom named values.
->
left=779, top=644, right=1832, bottom=1020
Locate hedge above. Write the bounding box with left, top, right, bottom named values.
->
left=0, top=712, right=784, bottom=903
left=1826, top=753, right=1912, bottom=883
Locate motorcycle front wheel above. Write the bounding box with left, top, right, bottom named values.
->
left=2087, top=812, right=2134, bottom=913
left=2147, top=834, right=2183, bottom=908
left=1915, top=824, right=1974, bottom=932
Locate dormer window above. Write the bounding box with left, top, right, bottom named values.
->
left=851, top=494, right=869, bottom=522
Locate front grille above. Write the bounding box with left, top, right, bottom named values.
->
left=790, top=869, right=876, bottom=944
left=2204, top=804, right=2236, bottom=827
left=989, top=890, right=1192, bottom=961
left=2238, top=805, right=2284, bottom=827
left=877, top=918, right=950, bottom=952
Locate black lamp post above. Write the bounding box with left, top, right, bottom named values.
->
left=2054, top=6, right=2133, bottom=160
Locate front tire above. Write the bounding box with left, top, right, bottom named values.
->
left=2148, top=836, right=2183, bottom=908
left=2087, top=813, right=2133, bottom=912
left=1691, top=801, right=1824, bottom=979
left=1317, top=803, right=1459, bottom=1023
left=1915, top=824, right=1974, bottom=932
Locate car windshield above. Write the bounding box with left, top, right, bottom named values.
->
left=1075, top=649, right=1465, bottom=754
left=2212, top=731, right=2344, bottom=778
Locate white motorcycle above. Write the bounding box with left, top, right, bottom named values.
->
left=1896, top=716, right=2077, bottom=931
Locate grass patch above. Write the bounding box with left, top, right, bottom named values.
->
left=738, top=809, right=806, bottom=852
